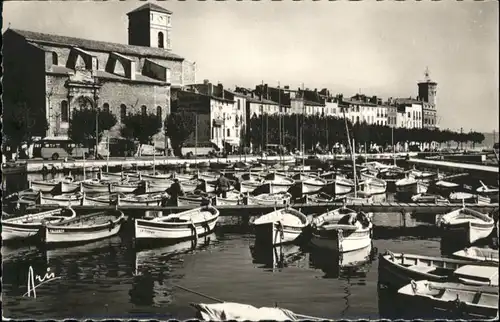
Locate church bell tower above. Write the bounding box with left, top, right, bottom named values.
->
left=418, top=67, right=438, bottom=106
left=127, top=3, right=172, bottom=51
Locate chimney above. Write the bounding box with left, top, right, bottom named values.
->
left=264, top=84, right=269, bottom=100
left=208, top=83, right=213, bottom=96
left=203, top=79, right=209, bottom=85
left=218, top=83, right=224, bottom=99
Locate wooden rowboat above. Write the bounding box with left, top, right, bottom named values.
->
left=398, top=280, right=498, bottom=320
left=378, top=250, right=498, bottom=290
left=437, top=207, right=494, bottom=244
left=2, top=207, right=76, bottom=241
left=38, top=192, right=83, bottom=207
left=42, top=209, right=125, bottom=245
left=453, top=247, right=499, bottom=264
left=253, top=207, right=308, bottom=246
left=246, top=192, right=292, bottom=206
left=134, top=205, right=219, bottom=240
left=311, top=209, right=373, bottom=253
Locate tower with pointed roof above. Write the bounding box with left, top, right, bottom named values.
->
left=127, top=3, right=173, bottom=51
left=418, top=67, right=437, bottom=106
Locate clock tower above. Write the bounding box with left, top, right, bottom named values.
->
left=418, top=67, right=437, bottom=106
left=127, top=3, right=172, bottom=51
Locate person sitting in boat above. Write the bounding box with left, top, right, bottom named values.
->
left=215, top=173, right=232, bottom=198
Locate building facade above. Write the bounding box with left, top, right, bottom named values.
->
left=418, top=69, right=438, bottom=129
left=2, top=3, right=196, bottom=142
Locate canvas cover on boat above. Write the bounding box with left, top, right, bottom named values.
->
left=192, top=302, right=299, bottom=321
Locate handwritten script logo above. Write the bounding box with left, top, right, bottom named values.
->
left=23, top=266, right=61, bottom=299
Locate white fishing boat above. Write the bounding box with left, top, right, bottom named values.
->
left=253, top=207, right=308, bottom=246
left=181, top=179, right=202, bottom=193
left=453, top=265, right=498, bottom=287
left=42, top=209, right=125, bottom=244
left=191, top=302, right=323, bottom=321
left=409, top=169, right=437, bottom=181
left=395, top=177, right=428, bottom=200
left=2, top=207, right=76, bottom=241
left=437, top=207, right=495, bottom=244
left=140, top=172, right=173, bottom=182
left=196, top=172, right=219, bottom=184
left=334, top=176, right=355, bottom=195
left=37, top=192, right=83, bottom=206
left=110, top=181, right=141, bottom=193
left=291, top=173, right=327, bottom=194
left=81, top=193, right=115, bottom=206
left=239, top=179, right=264, bottom=194
left=146, top=179, right=175, bottom=192
left=81, top=180, right=111, bottom=193
left=173, top=173, right=195, bottom=182
left=306, top=192, right=346, bottom=204
left=134, top=205, right=219, bottom=240
left=345, top=191, right=374, bottom=204
left=99, top=171, right=140, bottom=181
left=433, top=180, right=460, bottom=196
left=262, top=173, right=295, bottom=194
left=449, top=192, right=490, bottom=204
left=213, top=191, right=243, bottom=206
left=359, top=177, right=387, bottom=195
left=28, top=175, right=76, bottom=193
left=453, top=247, right=499, bottom=264
left=311, top=209, right=373, bottom=252
left=476, top=182, right=499, bottom=203
left=398, top=280, right=499, bottom=320
left=117, top=192, right=169, bottom=206
left=378, top=250, right=498, bottom=290
left=411, top=193, right=450, bottom=205
left=177, top=195, right=207, bottom=207
left=246, top=192, right=292, bottom=206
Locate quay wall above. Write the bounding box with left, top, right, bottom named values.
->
left=9, top=153, right=418, bottom=174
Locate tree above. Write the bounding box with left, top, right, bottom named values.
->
left=2, top=99, right=49, bottom=154
left=68, top=108, right=117, bottom=152
left=121, top=112, right=163, bottom=156
left=164, top=111, right=196, bottom=156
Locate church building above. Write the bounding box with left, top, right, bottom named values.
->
left=2, top=3, right=196, bottom=140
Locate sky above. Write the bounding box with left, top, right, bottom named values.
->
left=2, top=0, right=498, bottom=132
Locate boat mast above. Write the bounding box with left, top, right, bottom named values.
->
left=302, top=83, right=305, bottom=171
left=392, top=126, right=396, bottom=166
left=195, top=113, right=198, bottom=166
left=352, top=138, right=357, bottom=198
left=153, top=140, right=156, bottom=174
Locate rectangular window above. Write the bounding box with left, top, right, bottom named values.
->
left=227, top=129, right=230, bottom=137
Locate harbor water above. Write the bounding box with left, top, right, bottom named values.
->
left=0, top=171, right=481, bottom=319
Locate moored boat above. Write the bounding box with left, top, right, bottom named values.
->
left=476, top=182, right=499, bottom=203
left=109, top=181, right=141, bottom=193
left=411, top=193, right=450, bottom=204
left=253, top=207, right=308, bottom=246
left=395, top=177, right=428, bottom=201
left=42, top=209, right=125, bottom=245
left=246, top=192, right=292, bottom=206
left=238, top=179, right=263, bottom=194
left=334, top=176, right=355, bottom=195
left=378, top=250, right=498, bottom=290
left=453, top=247, right=499, bottom=264
left=262, top=173, right=295, bottom=194
left=291, top=173, right=327, bottom=194
left=191, top=302, right=324, bottom=321
left=134, top=205, right=219, bottom=240
left=437, top=207, right=494, bottom=244
left=359, top=177, right=387, bottom=195
left=397, top=280, right=499, bottom=320
left=213, top=191, right=243, bottom=206
left=81, top=180, right=111, bottom=193
left=177, top=194, right=208, bottom=207
left=29, top=175, right=77, bottom=193
left=2, top=207, right=76, bottom=241
left=449, top=192, right=490, bottom=204
left=311, top=209, right=373, bottom=252
left=38, top=192, right=83, bottom=207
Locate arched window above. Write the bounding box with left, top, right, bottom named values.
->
left=141, top=105, right=147, bottom=115
left=103, top=103, right=110, bottom=113
left=52, top=52, right=58, bottom=65
left=356, top=116, right=360, bottom=124
left=61, top=100, right=69, bottom=122
left=157, top=106, right=162, bottom=120
left=120, top=104, right=127, bottom=120
left=158, top=32, right=164, bottom=48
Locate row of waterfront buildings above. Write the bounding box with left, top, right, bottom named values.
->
left=3, top=3, right=438, bottom=151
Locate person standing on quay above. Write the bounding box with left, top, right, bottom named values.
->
left=166, top=179, right=184, bottom=206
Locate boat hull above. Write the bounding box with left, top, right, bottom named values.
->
left=2, top=224, right=42, bottom=241
left=442, top=221, right=495, bottom=244
left=134, top=214, right=219, bottom=240
left=300, top=181, right=325, bottom=194
left=311, top=229, right=372, bottom=253
left=254, top=222, right=303, bottom=246
left=44, top=217, right=124, bottom=244
left=29, top=181, right=58, bottom=193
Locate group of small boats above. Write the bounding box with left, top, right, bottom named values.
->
left=378, top=246, right=499, bottom=319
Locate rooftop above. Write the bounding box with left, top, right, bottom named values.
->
left=127, top=3, right=173, bottom=15
left=8, top=28, right=183, bottom=61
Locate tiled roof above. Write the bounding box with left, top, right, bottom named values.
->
left=304, top=100, right=325, bottom=107
left=127, top=3, right=173, bottom=15
left=47, top=65, right=167, bottom=85
left=9, top=29, right=183, bottom=61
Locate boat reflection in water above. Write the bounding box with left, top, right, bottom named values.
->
left=131, top=233, right=218, bottom=307
left=308, top=244, right=377, bottom=279
left=249, top=243, right=308, bottom=270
